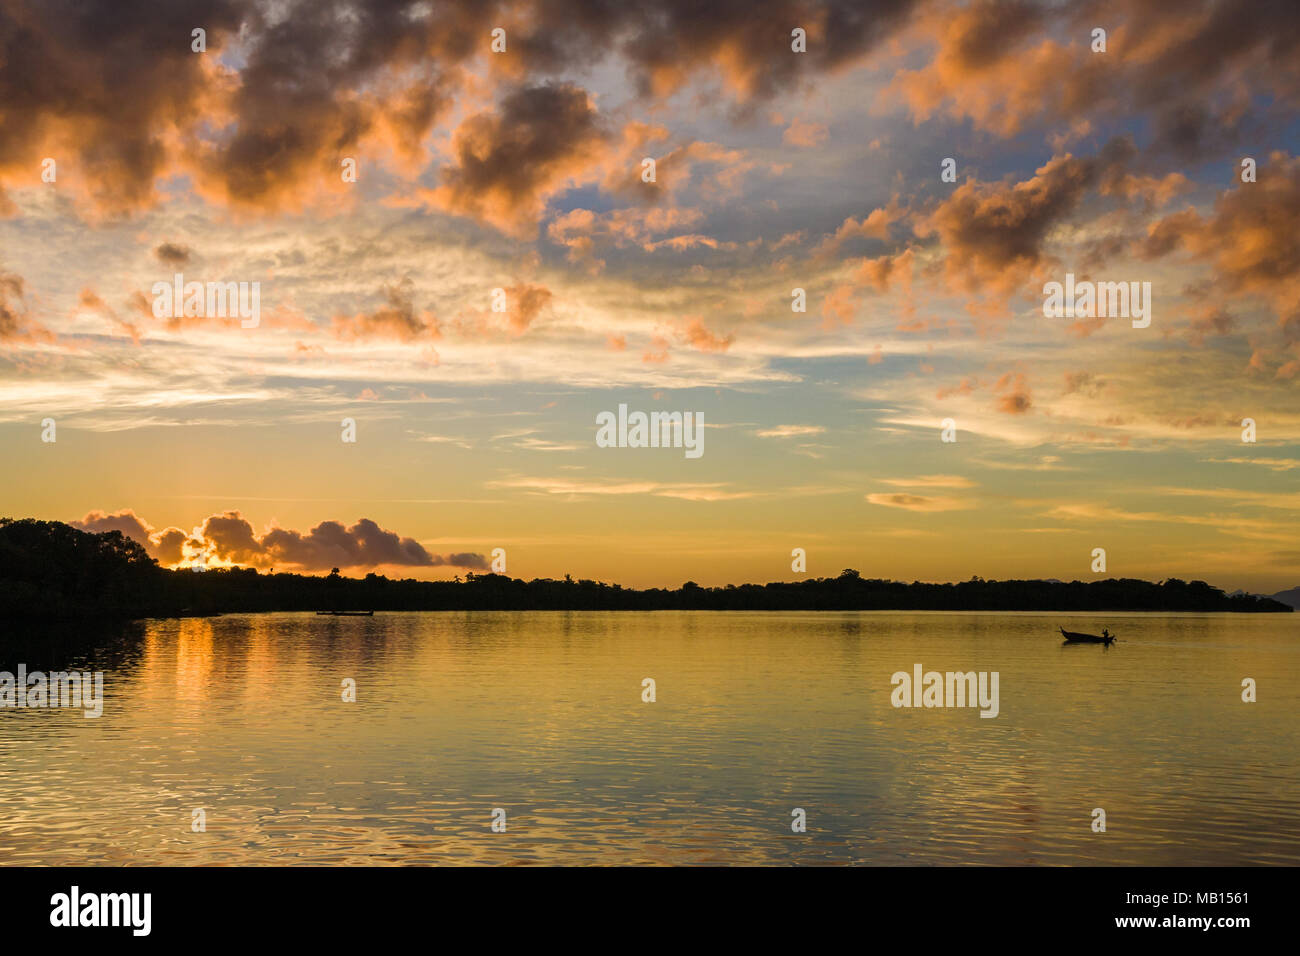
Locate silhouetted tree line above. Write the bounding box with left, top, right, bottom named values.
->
left=0, top=518, right=1291, bottom=621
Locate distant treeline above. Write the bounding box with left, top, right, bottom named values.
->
left=0, top=517, right=1292, bottom=620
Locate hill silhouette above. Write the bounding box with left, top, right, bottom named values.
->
left=1270, top=586, right=1300, bottom=610
left=0, top=517, right=1292, bottom=620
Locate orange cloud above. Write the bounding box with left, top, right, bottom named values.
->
left=815, top=198, right=907, bottom=257
left=77, top=287, right=142, bottom=344
left=1140, top=152, right=1300, bottom=372
left=888, top=0, right=1300, bottom=153
left=547, top=205, right=709, bottom=271
left=0, top=269, right=54, bottom=345
left=505, top=283, right=553, bottom=334
left=994, top=372, right=1033, bottom=414
left=332, top=278, right=440, bottom=343
left=936, top=376, right=978, bottom=400
left=783, top=118, right=829, bottom=148
left=677, top=317, right=734, bottom=353
left=917, top=152, right=1104, bottom=299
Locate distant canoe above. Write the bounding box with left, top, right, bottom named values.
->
left=1060, top=627, right=1114, bottom=644
left=316, top=610, right=375, bottom=616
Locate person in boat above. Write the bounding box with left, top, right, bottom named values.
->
left=1101, top=628, right=1111, bottom=641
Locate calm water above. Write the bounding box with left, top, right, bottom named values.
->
left=1, top=611, right=1297, bottom=865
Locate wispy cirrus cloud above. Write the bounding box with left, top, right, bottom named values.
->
left=1206, top=457, right=1300, bottom=472
left=755, top=424, right=827, bottom=438
left=866, top=492, right=971, bottom=511
left=488, top=476, right=756, bottom=502
left=879, top=474, right=976, bottom=489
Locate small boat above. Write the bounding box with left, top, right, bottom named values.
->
left=1059, top=627, right=1115, bottom=645
left=316, top=610, right=375, bottom=616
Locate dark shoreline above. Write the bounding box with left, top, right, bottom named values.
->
left=140, top=605, right=1300, bottom=619
left=4, top=571, right=1293, bottom=623
left=2, top=518, right=1293, bottom=623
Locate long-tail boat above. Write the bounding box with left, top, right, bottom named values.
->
left=1059, top=627, right=1115, bottom=645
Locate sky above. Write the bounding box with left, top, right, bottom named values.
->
left=1, top=0, right=1298, bottom=592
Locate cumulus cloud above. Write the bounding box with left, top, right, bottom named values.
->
left=197, top=511, right=487, bottom=570
left=4, top=0, right=1292, bottom=238
left=1140, top=151, right=1300, bottom=372
left=72, top=509, right=486, bottom=572
left=72, top=509, right=156, bottom=544
left=428, top=84, right=607, bottom=238
left=0, top=0, right=244, bottom=215
left=1141, top=153, right=1300, bottom=305
left=916, top=145, right=1131, bottom=299
left=8, top=0, right=869, bottom=223
left=814, top=201, right=906, bottom=257
left=889, top=0, right=1300, bottom=154
left=71, top=509, right=195, bottom=564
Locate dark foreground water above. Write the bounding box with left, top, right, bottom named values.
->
left=1, top=611, right=1296, bottom=865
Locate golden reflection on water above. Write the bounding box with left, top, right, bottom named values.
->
left=0, top=611, right=1297, bottom=865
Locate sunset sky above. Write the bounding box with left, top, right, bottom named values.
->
left=2, top=0, right=1298, bottom=591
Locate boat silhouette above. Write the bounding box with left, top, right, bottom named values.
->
left=1059, top=626, right=1115, bottom=645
